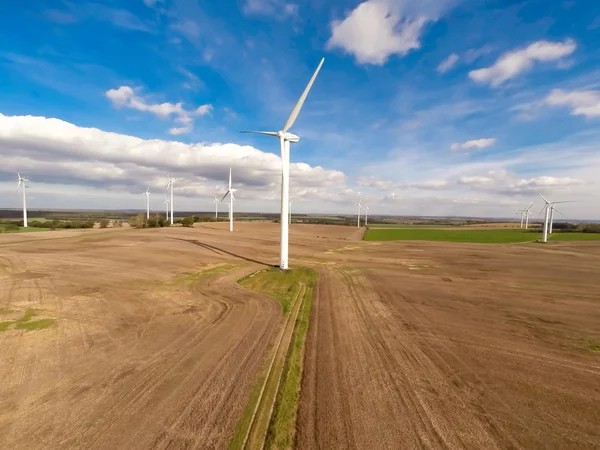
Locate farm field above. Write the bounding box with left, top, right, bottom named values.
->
left=365, top=227, right=600, bottom=243
left=1, top=223, right=599, bottom=449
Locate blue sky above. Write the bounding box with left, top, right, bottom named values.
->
left=1, top=0, right=599, bottom=218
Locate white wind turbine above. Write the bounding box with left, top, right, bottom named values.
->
left=539, top=194, right=572, bottom=243
left=354, top=193, right=363, bottom=228
left=163, top=194, right=170, bottom=218
left=515, top=209, right=525, bottom=228
left=523, top=203, right=534, bottom=229
left=241, top=57, right=325, bottom=270
left=166, top=175, right=175, bottom=225
left=364, top=205, right=369, bottom=227
left=144, top=187, right=150, bottom=219
left=17, top=173, right=29, bottom=228
left=213, top=195, right=219, bottom=219
left=221, top=167, right=236, bottom=232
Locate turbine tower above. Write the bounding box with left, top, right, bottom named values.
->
left=241, top=57, right=325, bottom=270
left=355, top=193, right=363, bottom=228
left=164, top=194, right=169, bottom=218
left=166, top=175, right=175, bottom=225
left=213, top=195, right=219, bottom=219
left=523, top=203, right=534, bottom=229
left=539, top=194, right=572, bottom=243
left=17, top=173, right=29, bottom=228
left=144, top=187, right=150, bottom=220
left=364, top=205, right=369, bottom=227
left=221, top=167, right=236, bottom=232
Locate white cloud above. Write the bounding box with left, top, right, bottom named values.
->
left=450, top=138, right=496, bottom=151
left=469, top=39, right=576, bottom=87
left=105, top=86, right=212, bottom=135
left=0, top=114, right=346, bottom=207
left=357, top=176, right=402, bottom=191
left=437, top=53, right=459, bottom=73
left=545, top=89, right=600, bottom=118
left=326, top=0, right=446, bottom=65
left=513, top=176, right=582, bottom=188
left=243, top=0, right=298, bottom=18
left=412, top=180, right=448, bottom=190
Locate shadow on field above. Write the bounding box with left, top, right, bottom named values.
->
left=172, top=238, right=274, bottom=267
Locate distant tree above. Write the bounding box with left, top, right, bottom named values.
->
left=129, top=213, right=146, bottom=228
left=99, top=219, right=110, bottom=228
left=182, top=216, right=195, bottom=227
left=146, top=217, right=158, bottom=228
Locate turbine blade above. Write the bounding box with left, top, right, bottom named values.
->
left=553, top=207, right=566, bottom=217
left=552, top=200, right=574, bottom=204
left=538, top=205, right=548, bottom=217
left=221, top=191, right=230, bottom=202
left=239, top=131, right=279, bottom=137
left=538, top=192, right=550, bottom=204
left=282, top=57, right=325, bottom=133
left=228, top=167, right=232, bottom=190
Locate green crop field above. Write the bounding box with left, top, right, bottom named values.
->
left=364, top=228, right=600, bottom=243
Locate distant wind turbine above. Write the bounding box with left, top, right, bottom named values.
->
left=355, top=193, right=363, bottom=228
left=539, top=194, right=572, bottom=242
left=166, top=175, right=175, bottom=225
left=164, top=194, right=169, bottom=218
left=523, top=203, right=534, bottom=229
left=144, top=187, right=150, bottom=219
left=364, top=205, right=369, bottom=227
left=17, top=172, right=29, bottom=228
left=213, top=195, right=219, bottom=219
left=240, top=57, right=325, bottom=270
left=221, top=168, right=236, bottom=232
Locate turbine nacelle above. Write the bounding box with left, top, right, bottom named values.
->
left=284, top=132, right=300, bottom=143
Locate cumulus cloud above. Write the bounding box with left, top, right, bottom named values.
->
left=105, top=86, right=212, bottom=135
left=545, top=89, right=600, bottom=118
left=0, top=114, right=345, bottom=202
left=437, top=53, right=459, bottom=73
left=469, top=39, right=576, bottom=87
left=412, top=180, right=448, bottom=190
left=357, top=176, right=402, bottom=191
left=450, top=138, right=496, bottom=151
left=243, top=0, right=298, bottom=18
left=326, top=0, right=451, bottom=65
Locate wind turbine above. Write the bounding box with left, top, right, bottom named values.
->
left=144, top=187, right=150, bottom=219
left=213, top=195, right=219, bottom=219
left=240, top=57, right=325, bottom=270
left=364, top=205, right=369, bottom=227
left=163, top=194, right=170, bottom=218
left=166, top=175, right=175, bottom=225
left=17, top=173, right=29, bottom=228
left=539, top=194, right=572, bottom=242
left=221, top=167, right=236, bottom=232
left=516, top=209, right=525, bottom=228
left=523, top=203, right=534, bottom=229
left=354, top=193, right=363, bottom=228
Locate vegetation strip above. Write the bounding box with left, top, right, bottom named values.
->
left=364, top=228, right=600, bottom=243
left=231, top=267, right=316, bottom=450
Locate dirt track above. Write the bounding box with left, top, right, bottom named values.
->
left=1, top=223, right=600, bottom=449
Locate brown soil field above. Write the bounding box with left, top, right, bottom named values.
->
left=1, top=222, right=599, bottom=449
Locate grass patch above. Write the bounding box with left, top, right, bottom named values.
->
left=18, top=309, right=37, bottom=323
left=588, top=345, right=600, bottom=352
left=549, top=233, right=600, bottom=241
left=265, top=272, right=315, bottom=449
left=0, top=225, right=49, bottom=233
left=0, top=308, right=17, bottom=315
left=365, top=228, right=541, bottom=243
left=231, top=267, right=317, bottom=449
left=14, top=318, right=56, bottom=330
left=0, top=321, right=14, bottom=332
left=238, top=267, right=315, bottom=315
